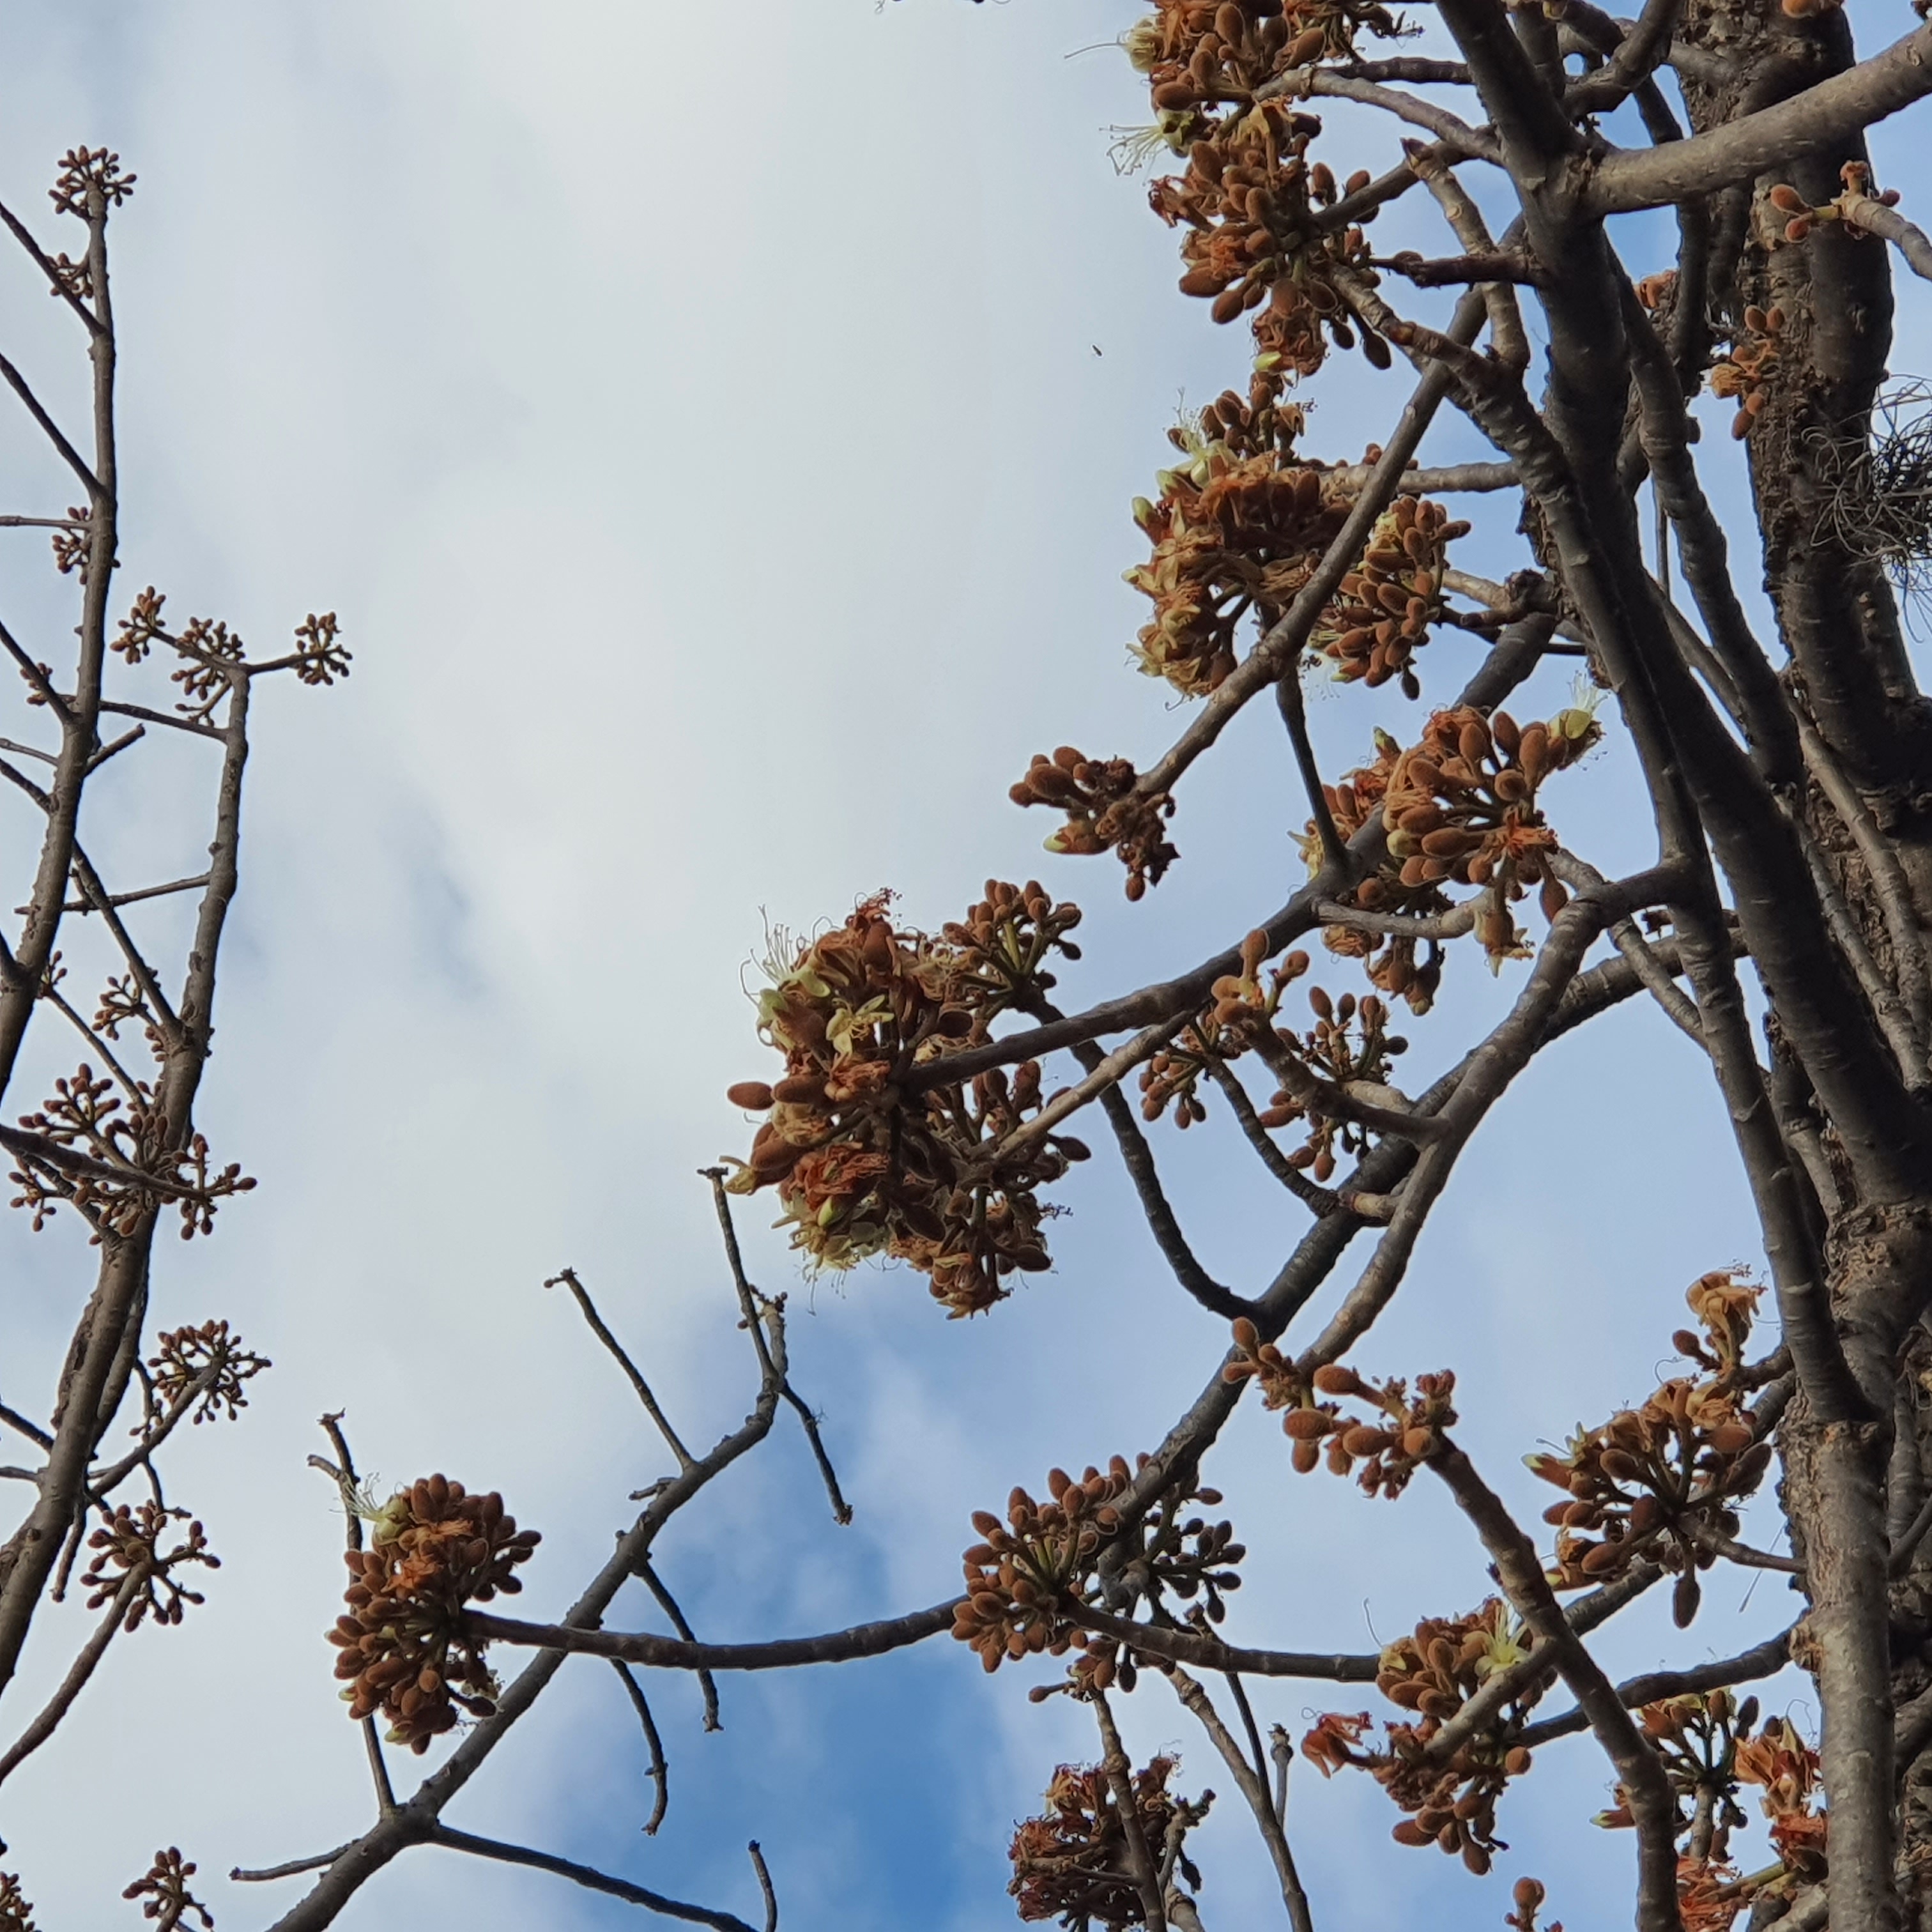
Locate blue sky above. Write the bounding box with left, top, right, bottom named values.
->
left=0, top=3, right=1922, bottom=1928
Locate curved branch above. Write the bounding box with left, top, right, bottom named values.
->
left=1590, top=23, right=1932, bottom=212
left=468, top=1599, right=960, bottom=1671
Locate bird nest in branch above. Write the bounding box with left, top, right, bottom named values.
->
left=1812, top=378, right=1932, bottom=621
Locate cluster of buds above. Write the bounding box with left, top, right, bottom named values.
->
left=1009, top=1756, right=1197, bottom=1929
left=1009, top=751, right=1179, bottom=900
left=1305, top=1602, right=1535, bottom=1877
left=51, top=145, right=135, bottom=220
left=121, top=1849, right=210, bottom=1931
left=954, top=1464, right=1127, bottom=1673
left=1709, top=305, right=1784, bottom=440
left=114, top=589, right=350, bottom=715
left=1137, top=17, right=1391, bottom=376
left=1303, top=730, right=1446, bottom=1012
left=1530, top=1275, right=1771, bottom=1625
left=1126, top=425, right=1349, bottom=697
left=1137, top=937, right=1311, bottom=1127
left=1603, top=1691, right=1756, bottom=1843
left=1253, top=983, right=1409, bottom=1181
left=93, top=971, right=162, bottom=1056
left=326, top=1475, right=539, bottom=1754
left=1382, top=707, right=1595, bottom=946
left=1225, top=1324, right=1455, bottom=1495
left=80, top=1503, right=218, bottom=1630
left=955, top=1460, right=1243, bottom=1673
left=724, top=894, right=1092, bottom=1314
left=148, top=1318, right=270, bottom=1423
left=1303, top=703, right=1600, bottom=986
left=291, top=610, right=351, bottom=686
left=8, top=1064, right=254, bottom=1241
left=940, top=879, right=1085, bottom=999
left=1130, top=0, right=1406, bottom=105
left=169, top=616, right=246, bottom=724
left=1310, top=496, right=1471, bottom=698
left=49, top=503, right=92, bottom=580
left=0, top=1874, right=32, bottom=1932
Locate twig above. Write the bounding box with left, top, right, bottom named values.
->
left=0, top=1402, right=50, bottom=1451
left=748, top=1843, right=778, bottom=1932
left=544, top=1269, right=694, bottom=1471
left=0, top=1562, right=145, bottom=1784
left=1092, top=1689, right=1167, bottom=1932
left=0, top=348, right=102, bottom=495
left=19, top=870, right=210, bottom=919
left=778, top=1384, right=852, bottom=1526
left=1068, top=1606, right=1379, bottom=1680
left=1165, top=1666, right=1315, bottom=1932
left=1277, top=668, right=1346, bottom=873
left=427, top=1825, right=763, bottom=1932
left=1837, top=190, right=1932, bottom=283
left=469, top=1598, right=960, bottom=1673
left=636, top=1555, right=724, bottom=1732
left=314, top=1414, right=397, bottom=1817
left=231, top=1848, right=355, bottom=1885
left=612, top=1660, right=670, bottom=1835
left=1517, top=1623, right=1798, bottom=1749
left=1202, top=1059, right=1339, bottom=1212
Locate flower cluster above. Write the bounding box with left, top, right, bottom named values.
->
left=954, top=1460, right=1243, bottom=1674
left=80, top=1503, right=219, bottom=1630
left=724, top=894, right=1093, bottom=1313
left=1126, top=418, right=1349, bottom=697
left=49, top=503, right=91, bottom=579
left=1310, top=496, right=1470, bottom=698
left=0, top=1873, right=34, bottom=1932
left=94, top=971, right=162, bottom=1054
left=148, top=1319, right=270, bottom=1424
left=1306, top=702, right=1600, bottom=976
left=1709, top=305, right=1784, bottom=440
left=1135, top=0, right=1397, bottom=373
left=1130, top=0, right=1406, bottom=105
left=121, top=1849, right=210, bottom=1932
left=1598, top=1693, right=1822, bottom=1926
left=326, top=1475, right=539, bottom=1754
left=1602, top=1690, right=1758, bottom=1843
left=1675, top=1858, right=1748, bottom=1932
left=1009, top=1756, right=1197, bottom=1929
left=1735, top=1715, right=1828, bottom=1880
left=1301, top=730, right=1445, bottom=1011
left=8, top=1063, right=254, bottom=1240
left=1226, top=1326, right=1455, bottom=1494
left=1010, top=749, right=1179, bottom=900
left=1529, top=1273, right=1771, bottom=1626
left=1381, top=707, right=1594, bottom=949
left=1303, top=1600, right=1535, bottom=1876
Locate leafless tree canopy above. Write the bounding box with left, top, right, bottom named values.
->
left=17, top=1, right=1932, bottom=1928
